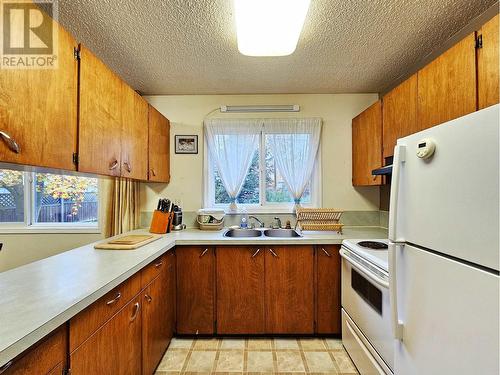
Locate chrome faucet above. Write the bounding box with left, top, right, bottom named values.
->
left=248, top=215, right=265, bottom=228
left=272, top=217, right=282, bottom=229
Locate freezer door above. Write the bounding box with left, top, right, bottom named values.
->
left=394, top=244, right=499, bottom=375
left=389, top=105, right=499, bottom=271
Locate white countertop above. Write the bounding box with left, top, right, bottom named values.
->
left=0, top=226, right=387, bottom=366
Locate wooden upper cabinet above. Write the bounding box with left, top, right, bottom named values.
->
left=78, top=45, right=122, bottom=177
left=265, top=245, right=314, bottom=334
left=0, top=18, right=77, bottom=170
left=417, top=33, right=477, bottom=130
left=121, top=87, right=148, bottom=180
left=216, top=246, right=265, bottom=334
left=352, top=101, right=383, bottom=186
left=176, top=246, right=215, bottom=335
left=382, top=74, right=418, bottom=158
left=478, top=14, right=499, bottom=110
left=315, top=245, right=341, bottom=334
left=148, top=105, right=171, bottom=182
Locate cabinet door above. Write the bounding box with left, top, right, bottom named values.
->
left=478, top=14, right=499, bottom=110
left=216, top=246, right=265, bottom=334
left=352, top=101, right=383, bottom=186
left=1, top=326, right=66, bottom=375
left=176, top=246, right=215, bottom=334
left=78, top=45, right=122, bottom=176
left=0, top=19, right=77, bottom=170
left=417, top=34, right=477, bottom=130
left=315, top=245, right=341, bottom=334
left=265, top=245, right=314, bottom=334
left=142, top=269, right=173, bottom=375
left=70, top=296, right=142, bottom=375
left=121, top=87, right=148, bottom=180
left=148, top=105, right=171, bottom=182
left=382, top=74, right=418, bottom=158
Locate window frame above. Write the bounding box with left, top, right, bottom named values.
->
left=0, top=171, right=101, bottom=234
left=203, top=130, right=322, bottom=213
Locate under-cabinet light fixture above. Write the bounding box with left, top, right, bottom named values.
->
left=220, top=105, right=300, bottom=113
left=234, top=0, right=311, bottom=56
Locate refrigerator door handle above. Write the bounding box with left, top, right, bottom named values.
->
left=388, top=144, right=406, bottom=242
left=389, top=242, right=404, bottom=340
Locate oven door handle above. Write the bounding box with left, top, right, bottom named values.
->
left=339, top=248, right=389, bottom=289
left=345, top=319, right=386, bottom=375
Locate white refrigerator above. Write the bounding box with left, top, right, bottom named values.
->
left=388, top=104, right=500, bottom=375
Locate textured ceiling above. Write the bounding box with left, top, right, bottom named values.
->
left=54, top=0, right=496, bottom=95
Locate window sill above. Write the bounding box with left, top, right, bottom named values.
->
left=0, top=226, right=101, bottom=234
left=208, top=205, right=315, bottom=215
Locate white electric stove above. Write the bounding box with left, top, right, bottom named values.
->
left=340, top=239, right=393, bottom=375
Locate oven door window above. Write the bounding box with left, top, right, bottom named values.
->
left=351, top=269, right=383, bottom=315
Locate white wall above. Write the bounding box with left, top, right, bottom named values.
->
left=141, top=94, right=380, bottom=213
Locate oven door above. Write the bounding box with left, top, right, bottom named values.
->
left=341, top=246, right=393, bottom=371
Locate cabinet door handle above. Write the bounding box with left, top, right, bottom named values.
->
left=106, top=292, right=122, bottom=305
left=321, top=248, right=331, bottom=257
left=130, top=302, right=140, bottom=322
left=109, top=159, right=119, bottom=170
left=268, top=248, right=279, bottom=258
left=200, top=248, right=209, bottom=258
left=0, top=131, right=20, bottom=153
left=144, top=294, right=152, bottom=303
left=151, top=168, right=156, bottom=177
left=123, top=161, right=132, bottom=173
left=251, top=248, right=261, bottom=258
left=154, top=260, right=163, bottom=268
left=0, top=360, right=13, bottom=374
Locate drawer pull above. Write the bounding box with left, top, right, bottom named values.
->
left=151, top=168, right=156, bottom=177
left=144, top=294, right=152, bottom=303
left=130, top=302, right=140, bottom=322
left=108, top=159, right=119, bottom=170
left=0, top=131, right=20, bottom=153
left=154, top=260, right=164, bottom=268
left=251, top=248, right=261, bottom=258
left=106, top=292, right=122, bottom=305
left=268, top=248, right=279, bottom=258
left=0, top=361, right=12, bottom=374
left=199, top=248, right=209, bottom=258
left=321, top=248, right=331, bottom=257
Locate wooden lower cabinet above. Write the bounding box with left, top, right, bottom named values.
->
left=265, top=245, right=315, bottom=334
left=142, top=252, right=176, bottom=375
left=176, top=246, right=215, bottom=334
left=216, top=246, right=265, bottom=334
left=1, top=326, right=67, bottom=375
left=315, top=245, right=341, bottom=334
left=70, top=295, right=142, bottom=375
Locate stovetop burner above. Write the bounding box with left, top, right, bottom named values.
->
left=357, top=241, right=389, bottom=250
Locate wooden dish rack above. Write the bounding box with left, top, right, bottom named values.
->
left=295, top=208, right=344, bottom=233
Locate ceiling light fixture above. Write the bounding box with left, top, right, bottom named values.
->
left=234, top=0, right=311, bottom=57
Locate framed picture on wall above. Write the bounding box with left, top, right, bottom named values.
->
left=175, top=135, right=198, bottom=154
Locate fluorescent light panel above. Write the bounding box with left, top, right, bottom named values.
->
left=234, top=0, right=311, bottom=56
left=220, top=105, right=300, bottom=113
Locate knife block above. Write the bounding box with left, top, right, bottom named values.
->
left=149, top=210, right=172, bottom=234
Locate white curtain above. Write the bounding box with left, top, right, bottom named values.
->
left=264, top=118, right=322, bottom=210
left=204, top=119, right=262, bottom=211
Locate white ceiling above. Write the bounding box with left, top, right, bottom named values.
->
left=55, top=0, right=496, bottom=95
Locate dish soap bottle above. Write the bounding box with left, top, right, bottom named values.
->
left=240, top=207, right=249, bottom=229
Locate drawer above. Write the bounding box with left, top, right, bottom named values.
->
left=141, top=251, right=174, bottom=288
left=69, top=271, right=141, bottom=352
left=1, top=325, right=66, bottom=375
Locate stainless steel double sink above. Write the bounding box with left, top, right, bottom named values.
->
left=223, top=228, right=302, bottom=238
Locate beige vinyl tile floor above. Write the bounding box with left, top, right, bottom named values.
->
left=155, top=337, right=359, bottom=375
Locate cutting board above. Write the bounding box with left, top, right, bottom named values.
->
left=94, top=234, right=160, bottom=250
